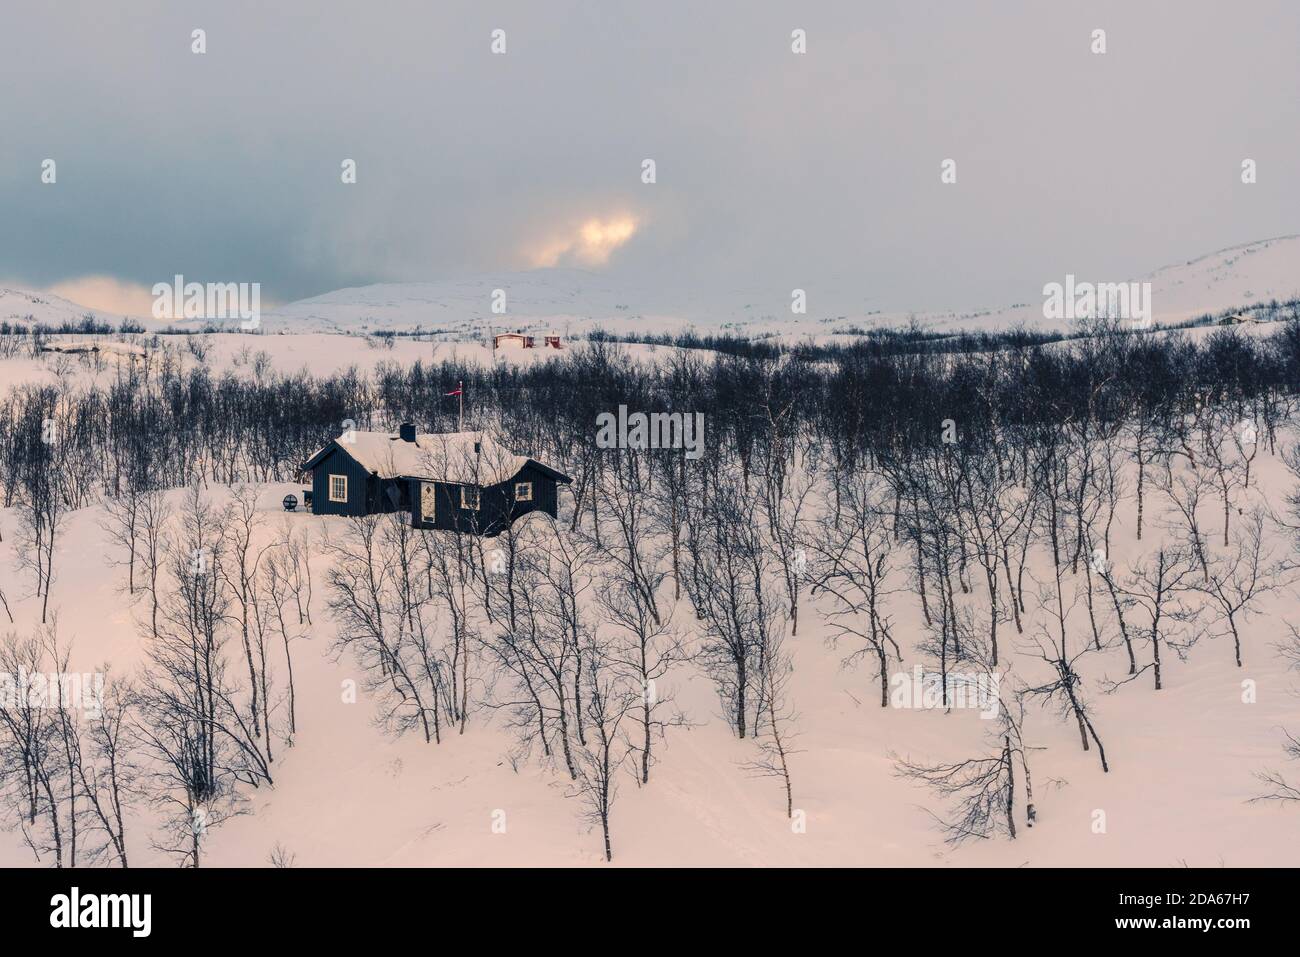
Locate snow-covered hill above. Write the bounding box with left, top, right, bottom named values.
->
left=7, top=235, right=1299, bottom=340
left=0, top=286, right=111, bottom=329
left=917, top=235, right=1300, bottom=334
left=1, top=456, right=1298, bottom=867
left=261, top=269, right=674, bottom=336
left=258, top=234, right=1300, bottom=337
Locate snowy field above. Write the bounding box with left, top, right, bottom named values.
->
left=0, top=470, right=1294, bottom=868
left=0, top=416, right=1297, bottom=868
left=2, top=235, right=1299, bottom=869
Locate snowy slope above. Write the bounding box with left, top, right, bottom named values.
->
left=253, top=234, right=1300, bottom=337
left=0, top=286, right=107, bottom=328
left=1, top=452, right=1298, bottom=868
left=263, top=234, right=1300, bottom=337
left=916, top=235, right=1300, bottom=334
left=259, top=269, right=666, bottom=336
left=9, top=235, right=1299, bottom=340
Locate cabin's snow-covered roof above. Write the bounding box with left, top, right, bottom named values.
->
left=314, top=430, right=528, bottom=486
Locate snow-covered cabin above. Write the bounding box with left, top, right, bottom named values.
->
left=300, top=424, right=571, bottom=535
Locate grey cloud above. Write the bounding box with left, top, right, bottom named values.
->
left=1, top=0, right=1296, bottom=313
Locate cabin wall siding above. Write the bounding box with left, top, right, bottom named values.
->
left=308, top=446, right=373, bottom=517
left=507, top=463, right=558, bottom=524
left=407, top=464, right=563, bottom=535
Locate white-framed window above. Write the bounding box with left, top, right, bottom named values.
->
left=328, top=474, right=348, bottom=503
left=460, top=486, right=480, bottom=510
left=515, top=481, right=533, bottom=502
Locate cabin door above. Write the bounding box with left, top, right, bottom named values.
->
left=420, top=482, right=437, bottom=525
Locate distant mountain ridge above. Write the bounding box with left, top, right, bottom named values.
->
left=6, top=235, right=1298, bottom=338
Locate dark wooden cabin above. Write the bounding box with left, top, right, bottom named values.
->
left=300, top=424, right=571, bottom=536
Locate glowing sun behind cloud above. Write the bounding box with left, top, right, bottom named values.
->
left=525, top=214, right=639, bottom=268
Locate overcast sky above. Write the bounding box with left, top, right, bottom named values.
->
left=2, top=0, right=1296, bottom=317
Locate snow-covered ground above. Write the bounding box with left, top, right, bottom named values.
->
left=0, top=333, right=685, bottom=398
left=0, top=449, right=1297, bottom=868
left=2, top=235, right=1299, bottom=868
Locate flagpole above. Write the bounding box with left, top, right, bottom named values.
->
left=458, top=380, right=463, bottom=431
